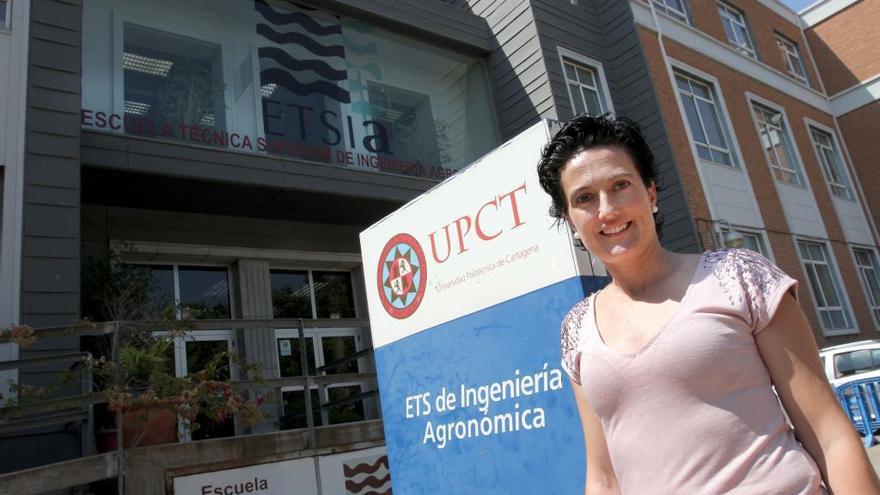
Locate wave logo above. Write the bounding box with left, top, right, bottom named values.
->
left=343, top=455, right=391, bottom=494
left=254, top=0, right=350, bottom=103
left=377, top=233, right=427, bottom=320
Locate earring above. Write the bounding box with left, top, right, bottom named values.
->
left=572, top=232, right=581, bottom=239
left=652, top=206, right=658, bottom=214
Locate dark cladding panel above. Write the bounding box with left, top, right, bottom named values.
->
left=453, top=0, right=554, bottom=140
left=14, top=0, right=84, bottom=473
left=320, top=0, right=492, bottom=53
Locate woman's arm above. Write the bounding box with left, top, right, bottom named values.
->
left=571, top=379, right=621, bottom=495
left=756, top=293, right=880, bottom=494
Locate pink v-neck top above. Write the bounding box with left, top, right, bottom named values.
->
left=561, top=249, right=826, bottom=494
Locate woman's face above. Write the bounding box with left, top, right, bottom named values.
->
left=560, top=145, right=658, bottom=263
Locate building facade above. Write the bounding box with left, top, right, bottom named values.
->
left=0, top=0, right=878, bottom=491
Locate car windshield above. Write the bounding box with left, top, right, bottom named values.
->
left=834, top=349, right=880, bottom=378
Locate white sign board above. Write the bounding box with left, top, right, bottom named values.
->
left=172, top=457, right=317, bottom=495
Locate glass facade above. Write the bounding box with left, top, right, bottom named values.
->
left=81, top=0, right=497, bottom=180
left=0, top=0, right=8, bottom=30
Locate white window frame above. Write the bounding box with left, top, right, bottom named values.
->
left=652, top=0, right=690, bottom=24
left=795, top=238, right=857, bottom=336
left=747, top=95, right=808, bottom=189
left=275, top=327, right=368, bottom=427
left=718, top=225, right=772, bottom=259
left=1, top=0, right=10, bottom=30
left=804, top=119, right=855, bottom=201
left=717, top=2, right=757, bottom=59
left=851, top=246, right=880, bottom=330
left=149, top=328, right=237, bottom=441
left=557, top=47, right=615, bottom=118
left=672, top=68, right=740, bottom=168
left=775, top=33, right=808, bottom=85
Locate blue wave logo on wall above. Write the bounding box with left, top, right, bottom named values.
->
left=254, top=0, right=350, bottom=104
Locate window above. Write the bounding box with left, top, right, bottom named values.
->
left=776, top=34, right=808, bottom=84
left=276, top=329, right=369, bottom=430
left=718, top=2, right=757, bottom=59
left=1, top=1, right=9, bottom=30
left=674, top=72, right=737, bottom=167
left=135, top=264, right=231, bottom=319
left=271, top=269, right=356, bottom=319
left=853, top=248, right=880, bottom=327
left=834, top=349, right=880, bottom=378
left=561, top=57, right=608, bottom=116
left=798, top=240, right=854, bottom=332
left=809, top=127, right=853, bottom=200
left=123, top=23, right=227, bottom=138
left=740, top=232, right=767, bottom=256
left=181, top=334, right=236, bottom=440
left=653, top=0, right=689, bottom=23
left=718, top=226, right=768, bottom=256
left=752, top=103, right=805, bottom=187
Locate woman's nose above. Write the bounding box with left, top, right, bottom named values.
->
left=597, top=192, right=619, bottom=220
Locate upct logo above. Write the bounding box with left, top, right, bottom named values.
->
left=376, top=233, right=427, bottom=319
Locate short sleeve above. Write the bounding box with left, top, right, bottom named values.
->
left=741, top=251, right=798, bottom=335
left=560, top=299, right=589, bottom=385
left=707, top=249, right=797, bottom=335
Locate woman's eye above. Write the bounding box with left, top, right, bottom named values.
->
left=614, top=180, right=630, bottom=191
left=575, top=193, right=593, bottom=204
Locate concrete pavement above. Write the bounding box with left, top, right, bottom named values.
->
left=867, top=443, right=880, bottom=479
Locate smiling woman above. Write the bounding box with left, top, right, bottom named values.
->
left=536, top=114, right=880, bottom=494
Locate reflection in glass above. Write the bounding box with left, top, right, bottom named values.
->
left=185, top=340, right=235, bottom=440
left=280, top=389, right=321, bottom=430
left=327, top=385, right=365, bottom=425
left=321, top=336, right=358, bottom=375
left=277, top=337, right=315, bottom=377
left=178, top=266, right=230, bottom=319
left=313, top=272, right=355, bottom=318
left=123, top=23, right=226, bottom=140
left=132, top=264, right=175, bottom=319
left=271, top=270, right=312, bottom=318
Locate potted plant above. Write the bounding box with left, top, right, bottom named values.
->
left=76, top=251, right=266, bottom=450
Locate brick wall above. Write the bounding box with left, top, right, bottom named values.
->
left=637, top=26, right=876, bottom=345
left=640, top=0, right=823, bottom=91
left=837, top=100, right=880, bottom=235
left=805, top=0, right=880, bottom=95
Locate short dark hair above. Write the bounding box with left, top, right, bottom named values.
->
left=537, top=114, right=662, bottom=231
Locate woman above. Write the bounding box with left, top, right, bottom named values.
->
left=536, top=114, right=879, bottom=494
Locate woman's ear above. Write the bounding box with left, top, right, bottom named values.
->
left=648, top=181, right=658, bottom=209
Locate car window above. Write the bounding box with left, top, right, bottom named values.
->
left=834, top=349, right=880, bottom=378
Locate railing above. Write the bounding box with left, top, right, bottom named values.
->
left=0, top=318, right=379, bottom=449
left=835, top=377, right=880, bottom=447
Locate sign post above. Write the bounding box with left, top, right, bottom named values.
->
left=360, top=120, right=607, bottom=494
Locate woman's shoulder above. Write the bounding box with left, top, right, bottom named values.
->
left=561, top=296, right=592, bottom=343
left=560, top=295, right=592, bottom=383
left=701, top=248, right=793, bottom=308
left=702, top=248, right=788, bottom=283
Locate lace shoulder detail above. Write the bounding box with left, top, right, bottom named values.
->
left=561, top=297, right=591, bottom=384
left=703, top=248, right=795, bottom=332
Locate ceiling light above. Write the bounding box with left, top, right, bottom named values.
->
left=124, top=100, right=151, bottom=116
left=123, top=52, right=173, bottom=77
left=261, top=83, right=278, bottom=98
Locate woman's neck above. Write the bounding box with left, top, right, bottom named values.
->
left=604, top=244, right=679, bottom=298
